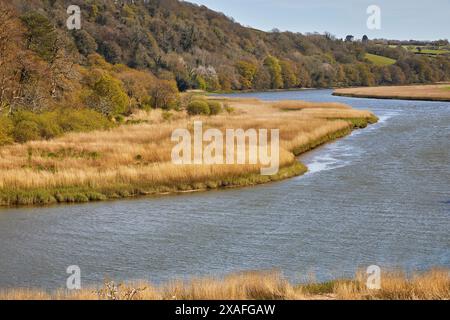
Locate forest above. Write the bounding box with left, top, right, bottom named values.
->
left=1, top=0, right=449, bottom=145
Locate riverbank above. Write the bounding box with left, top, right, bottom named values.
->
left=333, top=84, right=450, bottom=101
left=0, top=269, right=448, bottom=300
left=0, top=97, right=377, bottom=207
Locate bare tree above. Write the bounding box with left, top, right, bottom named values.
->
left=0, top=6, right=23, bottom=113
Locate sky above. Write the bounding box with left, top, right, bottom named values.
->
left=186, top=0, right=450, bottom=41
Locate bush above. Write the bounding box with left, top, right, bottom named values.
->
left=187, top=100, right=210, bottom=115
left=207, top=101, right=222, bottom=115
left=10, top=111, right=61, bottom=140
left=162, top=111, right=173, bottom=121
left=36, top=113, right=63, bottom=139
left=57, top=109, right=113, bottom=132
left=83, top=73, right=129, bottom=116
left=0, top=116, right=14, bottom=146
left=1, top=109, right=113, bottom=144
left=149, top=80, right=180, bottom=110
left=114, top=115, right=125, bottom=123
left=13, top=120, right=40, bottom=143
left=223, top=103, right=235, bottom=114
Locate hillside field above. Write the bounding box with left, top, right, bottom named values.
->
left=365, top=53, right=396, bottom=66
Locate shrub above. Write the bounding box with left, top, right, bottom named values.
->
left=83, top=73, right=129, bottom=116
left=114, top=115, right=125, bottom=123
left=223, top=103, right=235, bottom=114
left=207, top=101, right=223, bottom=115
left=57, top=109, right=113, bottom=132
left=11, top=111, right=61, bottom=140
left=7, top=109, right=112, bottom=144
left=13, top=120, right=40, bottom=143
left=149, top=80, right=180, bottom=110
left=0, top=116, right=14, bottom=145
left=187, top=100, right=210, bottom=115
left=162, top=111, right=173, bottom=121
left=36, top=113, right=62, bottom=139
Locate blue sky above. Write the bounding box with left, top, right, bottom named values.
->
left=187, top=0, right=450, bottom=40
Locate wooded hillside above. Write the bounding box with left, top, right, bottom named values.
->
left=1, top=0, right=449, bottom=145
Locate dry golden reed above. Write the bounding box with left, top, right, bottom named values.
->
left=0, top=269, right=447, bottom=300
left=0, top=98, right=377, bottom=205
left=334, top=84, right=450, bottom=101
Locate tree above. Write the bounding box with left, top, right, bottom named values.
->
left=280, top=60, right=298, bottom=89
left=0, top=6, right=23, bottom=113
left=264, top=55, right=283, bottom=89
left=356, top=64, right=375, bottom=86
left=0, top=7, right=52, bottom=113
left=149, top=80, right=180, bottom=110
left=252, top=65, right=271, bottom=90
left=83, top=72, right=129, bottom=116
left=296, top=63, right=312, bottom=88
left=380, top=67, right=392, bottom=84
left=236, top=60, right=257, bottom=90
left=20, top=12, right=58, bottom=62
left=114, top=67, right=156, bottom=109
left=99, top=41, right=122, bottom=64
left=362, top=35, right=369, bottom=44
left=73, top=30, right=98, bottom=56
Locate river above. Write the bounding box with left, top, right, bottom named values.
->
left=0, top=89, right=449, bottom=290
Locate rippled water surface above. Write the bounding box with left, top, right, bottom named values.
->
left=0, top=90, right=449, bottom=289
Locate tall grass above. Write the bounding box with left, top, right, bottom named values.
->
left=272, top=100, right=351, bottom=110
left=0, top=98, right=377, bottom=206
left=334, top=268, right=450, bottom=300
left=334, top=84, right=450, bottom=102
left=0, top=269, right=447, bottom=300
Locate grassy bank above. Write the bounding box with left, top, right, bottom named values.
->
left=1, top=269, right=448, bottom=300
left=333, top=84, right=450, bottom=101
left=0, top=162, right=307, bottom=207
left=0, top=98, right=377, bottom=207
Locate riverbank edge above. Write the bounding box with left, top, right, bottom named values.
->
left=0, top=117, right=378, bottom=208
left=333, top=92, right=450, bottom=102
left=0, top=268, right=448, bottom=300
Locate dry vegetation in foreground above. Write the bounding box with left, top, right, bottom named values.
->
left=0, top=98, right=377, bottom=207
left=333, top=84, right=450, bottom=101
left=0, top=269, right=448, bottom=300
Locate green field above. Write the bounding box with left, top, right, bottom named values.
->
left=410, top=48, right=449, bottom=55
left=365, top=53, right=396, bottom=66
left=389, top=45, right=450, bottom=55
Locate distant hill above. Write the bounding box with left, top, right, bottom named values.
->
left=4, top=0, right=449, bottom=92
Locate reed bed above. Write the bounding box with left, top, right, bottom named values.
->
left=334, top=84, right=450, bottom=102
left=0, top=98, right=377, bottom=206
left=0, top=269, right=447, bottom=300
left=272, top=100, right=351, bottom=110
left=334, top=268, right=450, bottom=300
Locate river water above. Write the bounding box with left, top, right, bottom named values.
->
left=0, top=90, right=449, bottom=290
